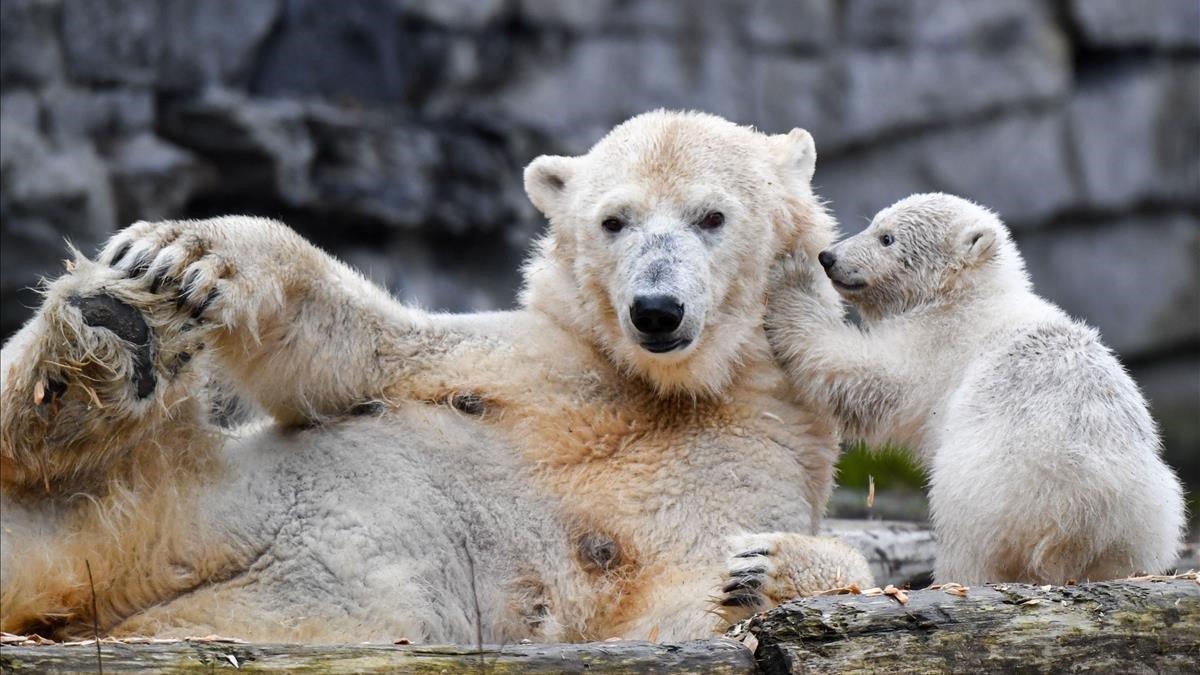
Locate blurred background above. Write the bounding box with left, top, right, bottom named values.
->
left=1, top=0, right=1196, bottom=524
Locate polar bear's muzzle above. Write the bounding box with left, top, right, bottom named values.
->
left=630, top=294, right=692, bottom=353
left=819, top=247, right=869, bottom=293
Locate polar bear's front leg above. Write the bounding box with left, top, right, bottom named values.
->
left=98, top=217, right=439, bottom=426
left=716, top=532, right=874, bottom=626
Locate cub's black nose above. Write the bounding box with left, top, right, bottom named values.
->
left=630, top=295, right=684, bottom=335
left=817, top=250, right=836, bottom=270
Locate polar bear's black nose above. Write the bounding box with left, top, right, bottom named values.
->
left=631, top=295, right=684, bottom=335
left=818, top=250, right=836, bottom=270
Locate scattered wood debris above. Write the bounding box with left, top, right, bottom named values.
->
left=940, top=582, right=969, bottom=597
left=883, top=584, right=909, bottom=605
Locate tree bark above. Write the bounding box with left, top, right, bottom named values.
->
left=0, top=637, right=755, bottom=673
left=738, top=575, right=1200, bottom=674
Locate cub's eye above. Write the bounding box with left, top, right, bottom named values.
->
left=601, top=217, right=624, bottom=233
left=880, top=233, right=895, bottom=247
left=698, top=211, right=725, bottom=230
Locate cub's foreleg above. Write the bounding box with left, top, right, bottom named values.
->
left=98, top=217, right=451, bottom=426
left=766, top=249, right=909, bottom=443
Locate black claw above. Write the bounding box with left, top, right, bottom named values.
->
left=734, top=548, right=770, bottom=559
left=190, top=289, right=218, bottom=319
left=38, top=378, right=68, bottom=405
left=721, top=593, right=762, bottom=608
left=126, top=252, right=153, bottom=278
left=181, top=269, right=200, bottom=293
left=730, top=565, right=767, bottom=577
left=148, top=269, right=168, bottom=294
left=722, top=576, right=762, bottom=593
left=108, top=242, right=132, bottom=266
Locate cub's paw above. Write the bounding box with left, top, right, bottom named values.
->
left=717, top=532, right=874, bottom=625
left=769, top=246, right=821, bottom=293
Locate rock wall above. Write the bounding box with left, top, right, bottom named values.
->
left=2, top=0, right=1197, bottom=492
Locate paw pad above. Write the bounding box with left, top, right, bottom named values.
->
left=68, top=294, right=156, bottom=399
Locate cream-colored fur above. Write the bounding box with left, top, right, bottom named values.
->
left=0, top=111, right=871, bottom=643
left=767, top=192, right=1186, bottom=585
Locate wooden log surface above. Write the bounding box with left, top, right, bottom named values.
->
left=735, top=574, right=1200, bottom=674
left=0, top=638, right=755, bottom=673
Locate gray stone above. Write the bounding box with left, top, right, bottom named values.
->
left=1016, top=213, right=1200, bottom=357
left=1131, top=357, right=1200, bottom=499
left=407, top=0, right=508, bottom=29
left=0, top=89, right=40, bottom=130
left=751, top=56, right=831, bottom=137
left=818, top=109, right=1079, bottom=233
left=1, top=119, right=115, bottom=239
left=252, top=0, right=445, bottom=104
left=0, top=111, right=116, bottom=336
left=41, top=85, right=154, bottom=140
left=61, top=0, right=280, bottom=88
left=816, top=143, right=931, bottom=235
left=829, top=28, right=1069, bottom=145
left=108, top=133, right=213, bottom=224
left=60, top=0, right=159, bottom=85
left=922, top=110, right=1078, bottom=226
left=516, top=0, right=622, bottom=31
left=745, top=0, right=834, bottom=50
left=844, top=0, right=1048, bottom=48
left=155, top=0, right=282, bottom=88
left=0, top=0, right=63, bottom=86
left=1069, top=63, right=1200, bottom=212
left=1070, top=0, right=1200, bottom=49
left=492, top=35, right=756, bottom=136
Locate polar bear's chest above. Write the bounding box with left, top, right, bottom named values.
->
left=514, top=405, right=829, bottom=556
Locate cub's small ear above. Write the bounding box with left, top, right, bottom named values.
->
left=962, top=224, right=998, bottom=265
left=769, top=128, right=817, bottom=183
left=524, top=155, right=578, bottom=218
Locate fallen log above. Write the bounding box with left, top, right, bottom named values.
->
left=735, top=574, right=1200, bottom=674
left=0, top=637, right=755, bottom=673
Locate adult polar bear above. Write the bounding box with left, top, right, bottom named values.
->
left=0, top=111, right=870, bottom=643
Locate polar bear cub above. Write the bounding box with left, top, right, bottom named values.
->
left=768, top=192, right=1185, bottom=585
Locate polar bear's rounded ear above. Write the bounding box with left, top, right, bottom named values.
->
left=769, top=128, right=817, bottom=184
left=961, top=224, right=999, bottom=265
left=525, top=155, right=579, bottom=218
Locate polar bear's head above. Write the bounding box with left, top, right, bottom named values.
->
left=521, top=110, right=835, bottom=396
left=818, top=193, right=1026, bottom=320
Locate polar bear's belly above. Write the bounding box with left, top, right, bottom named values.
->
left=123, top=404, right=576, bottom=643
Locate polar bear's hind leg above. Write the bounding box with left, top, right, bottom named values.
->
left=0, top=255, right=214, bottom=496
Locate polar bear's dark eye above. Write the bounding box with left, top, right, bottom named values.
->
left=880, top=233, right=895, bottom=247
left=602, top=217, right=625, bottom=233
left=698, top=211, right=725, bottom=230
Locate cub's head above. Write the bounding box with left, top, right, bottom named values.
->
left=818, top=193, right=1024, bottom=320
left=521, top=110, right=835, bottom=396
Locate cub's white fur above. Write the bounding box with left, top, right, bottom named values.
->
left=768, top=192, right=1186, bottom=584
left=0, top=111, right=870, bottom=642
